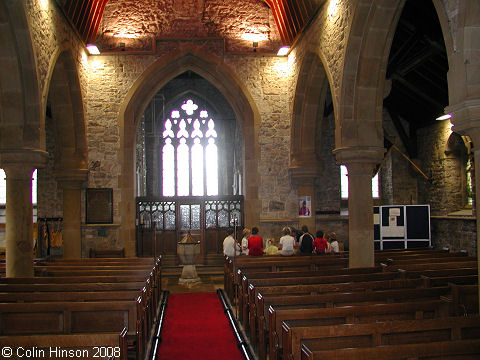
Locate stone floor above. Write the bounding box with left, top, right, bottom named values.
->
left=161, top=275, right=224, bottom=294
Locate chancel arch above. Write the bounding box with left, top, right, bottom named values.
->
left=119, top=49, right=261, bottom=257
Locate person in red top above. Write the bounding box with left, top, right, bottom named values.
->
left=313, top=230, right=328, bottom=254
left=248, top=226, right=264, bottom=256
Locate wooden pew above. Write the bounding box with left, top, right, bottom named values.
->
left=385, top=260, right=478, bottom=272
left=41, top=257, right=158, bottom=264
left=301, top=339, right=480, bottom=360
left=225, top=254, right=348, bottom=301
left=228, top=250, right=477, bottom=356
left=0, top=301, right=137, bottom=336
left=252, top=272, right=478, bottom=357
left=450, top=283, right=479, bottom=316
left=0, top=328, right=127, bottom=360
left=226, top=249, right=466, bottom=303
left=268, top=278, right=478, bottom=360
left=298, top=316, right=480, bottom=360
left=253, top=285, right=452, bottom=359
left=90, top=248, right=125, bottom=258
left=237, top=266, right=383, bottom=323
left=382, top=255, right=476, bottom=266
left=244, top=263, right=477, bottom=332
left=224, top=249, right=467, bottom=302
left=0, top=290, right=142, bottom=303
left=0, top=288, right=149, bottom=360
left=278, top=299, right=450, bottom=360
left=0, top=259, right=160, bottom=360
left=246, top=271, right=401, bottom=338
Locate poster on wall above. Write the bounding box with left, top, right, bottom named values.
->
left=381, top=206, right=405, bottom=238
left=298, top=196, right=311, bottom=217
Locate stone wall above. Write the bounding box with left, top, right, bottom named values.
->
left=381, top=96, right=419, bottom=206
left=316, top=110, right=341, bottom=214
left=431, top=216, right=476, bottom=255
left=26, top=0, right=88, bottom=107
left=417, top=121, right=467, bottom=215
left=37, top=116, right=62, bottom=219
left=99, top=0, right=281, bottom=53
left=223, top=55, right=295, bottom=220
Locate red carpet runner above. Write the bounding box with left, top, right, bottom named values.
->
left=156, top=292, right=245, bottom=360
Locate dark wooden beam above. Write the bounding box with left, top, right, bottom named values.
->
left=386, top=105, right=417, bottom=158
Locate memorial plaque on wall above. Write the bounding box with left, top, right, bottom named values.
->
left=86, top=188, right=113, bottom=224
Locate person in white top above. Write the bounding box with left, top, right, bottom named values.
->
left=327, top=232, right=339, bottom=253
left=223, top=227, right=240, bottom=257
left=279, top=226, right=296, bottom=256
left=241, top=228, right=251, bottom=255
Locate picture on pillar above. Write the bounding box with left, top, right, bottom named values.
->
left=298, top=196, right=311, bottom=217
left=86, top=188, right=113, bottom=224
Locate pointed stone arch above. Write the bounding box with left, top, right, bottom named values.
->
left=47, top=50, right=88, bottom=172
left=337, top=0, right=402, bottom=152
left=118, top=48, right=261, bottom=255
left=290, top=51, right=333, bottom=170
left=0, top=1, right=42, bottom=150
left=290, top=50, right=334, bottom=231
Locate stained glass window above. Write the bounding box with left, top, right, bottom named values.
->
left=161, top=99, right=219, bottom=196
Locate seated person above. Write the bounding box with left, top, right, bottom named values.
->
left=327, top=232, right=340, bottom=253
left=279, top=226, right=296, bottom=256
left=248, top=227, right=264, bottom=256
left=241, top=228, right=251, bottom=255
left=223, top=227, right=240, bottom=257
left=313, top=230, right=328, bottom=254
left=264, top=238, right=279, bottom=255
left=299, top=225, right=314, bottom=254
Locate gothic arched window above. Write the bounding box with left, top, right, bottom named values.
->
left=161, top=99, right=218, bottom=196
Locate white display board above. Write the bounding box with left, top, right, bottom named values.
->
left=374, top=205, right=431, bottom=250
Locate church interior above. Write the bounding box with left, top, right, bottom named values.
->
left=0, top=0, right=480, bottom=359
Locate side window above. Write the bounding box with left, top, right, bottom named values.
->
left=340, top=165, right=379, bottom=199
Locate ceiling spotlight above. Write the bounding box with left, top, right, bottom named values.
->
left=277, top=46, right=290, bottom=56
left=436, top=113, right=452, bottom=121
left=86, top=44, right=100, bottom=55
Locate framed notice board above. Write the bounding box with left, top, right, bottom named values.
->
left=374, top=205, right=430, bottom=250
left=86, top=188, right=113, bottom=224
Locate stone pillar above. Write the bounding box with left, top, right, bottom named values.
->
left=334, top=147, right=384, bottom=268
left=446, top=98, right=480, bottom=313
left=345, top=162, right=376, bottom=268
left=56, top=170, right=88, bottom=258
left=0, top=149, right=47, bottom=277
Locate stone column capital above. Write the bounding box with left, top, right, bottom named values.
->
left=289, top=166, right=318, bottom=185
left=0, top=148, right=48, bottom=178
left=290, top=153, right=321, bottom=179
left=54, top=168, right=89, bottom=189
left=447, top=98, right=480, bottom=145
left=333, top=146, right=385, bottom=166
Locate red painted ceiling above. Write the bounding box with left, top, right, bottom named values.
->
left=55, top=0, right=322, bottom=46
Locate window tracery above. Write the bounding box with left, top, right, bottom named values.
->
left=161, top=99, right=218, bottom=196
